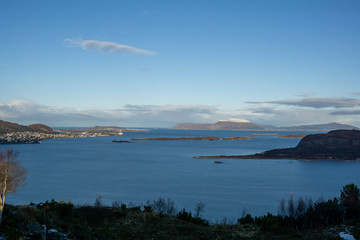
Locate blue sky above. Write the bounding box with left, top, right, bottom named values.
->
left=1, top=0, right=360, bottom=127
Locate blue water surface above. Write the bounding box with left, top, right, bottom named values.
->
left=4, top=129, right=360, bottom=222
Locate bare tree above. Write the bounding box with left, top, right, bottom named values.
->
left=287, top=194, right=295, bottom=218
left=94, top=194, right=103, bottom=207
left=194, top=202, right=206, bottom=218
left=296, top=197, right=306, bottom=217
left=148, top=197, right=177, bottom=216
left=278, top=198, right=286, bottom=216
left=0, top=148, right=27, bottom=224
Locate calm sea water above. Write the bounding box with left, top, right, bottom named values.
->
left=4, top=129, right=360, bottom=221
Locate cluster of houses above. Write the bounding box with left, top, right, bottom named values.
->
left=0, top=131, right=109, bottom=144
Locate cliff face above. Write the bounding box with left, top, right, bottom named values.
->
left=297, top=130, right=360, bottom=150
left=195, top=130, right=360, bottom=160
left=262, top=130, right=360, bottom=160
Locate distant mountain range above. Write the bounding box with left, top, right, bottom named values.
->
left=0, top=120, right=53, bottom=133
left=1, top=119, right=358, bottom=133
left=172, top=119, right=359, bottom=131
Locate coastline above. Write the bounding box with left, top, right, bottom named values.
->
left=131, top=136, right=254, bottom=141
left=0, top=128, right=147, bottom=144
left=193, top=154, right=360, bottom=161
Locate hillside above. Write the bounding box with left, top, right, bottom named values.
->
left=195, top=130, right=360, bottom=160
left=172, top=119, right=359, bottom=131
left=172, top=119, right=268, bottom=130
left=0, top=120, right=54, bottom=133
left=279, top=122, right=358, bottom=131
left=28, top=124, right=54, bottom=133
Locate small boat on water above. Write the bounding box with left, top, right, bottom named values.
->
left=118, top=130, right=123, bottom=136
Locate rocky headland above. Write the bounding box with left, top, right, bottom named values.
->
left=194, top=130, right=360, bottom=160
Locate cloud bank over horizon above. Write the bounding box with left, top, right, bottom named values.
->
left=0, top=100, right=222, bottom=127
left=248, top=97, right=360, bottom=109
left=1, top=98, right=360, bottom=128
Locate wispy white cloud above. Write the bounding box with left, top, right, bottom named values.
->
left=297, top=92, right=314, bottom=98
left=0, top=100, right=105, bottom=126
left=330, top=110, right=360, bottom=115
left=64, top=38, right=156, bottom=55
left=244, top=107, right=337, bottom=126
left=138, top=67, right=149, bottom=72
left=353, top=92, right=360, bottom=96
left=141, top=10, right=149, bottom=16
left=247, top=97, right=360, bottom=109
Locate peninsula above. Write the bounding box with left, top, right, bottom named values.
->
left=194, top=130, right=360, bottom=160
left=0, top=120, right=145, bottom=144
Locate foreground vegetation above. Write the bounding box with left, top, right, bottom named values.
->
left=0, top=184, right=359, bottom=239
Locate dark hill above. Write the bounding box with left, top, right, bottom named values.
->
left=279, top=122, right=358, bottom=131
left=28, top=124, right=54, bottom=133
left=172, top=120, right=266, bottom=130
left=212, top=121, right=265, bottom=130
left=195, top=130, right=360, bottom=160
left=172, top=120, right=358, bottom=131
left=0, top=120, right=53, bottom=133
left=0, top=120, right=29, bottom=132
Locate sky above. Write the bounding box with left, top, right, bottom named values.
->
left=1, top=0, right=360, bottom=128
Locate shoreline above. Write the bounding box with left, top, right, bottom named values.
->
left=193, top=154, right=360, bottom=161
left=131, top=136, right=254, bottom=141
left=0, top=128, right=147, bottom=144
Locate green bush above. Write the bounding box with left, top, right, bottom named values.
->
left=237, top=214, right=254, bottom=224
left=177, top=208, right=209, bottom=226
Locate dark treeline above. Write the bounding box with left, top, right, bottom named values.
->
left=0, top=184, right=359, bottom=239
left=238, top=183, right=360, bottom=233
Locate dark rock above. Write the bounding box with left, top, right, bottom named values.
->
left=112, top=140, right=133, bottom=143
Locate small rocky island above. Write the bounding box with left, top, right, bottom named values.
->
left=278, top=134, right=308, bottom=139
left=131, top=136, right=254, bottom=141
left=194, top=130, right=360, bottom=160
